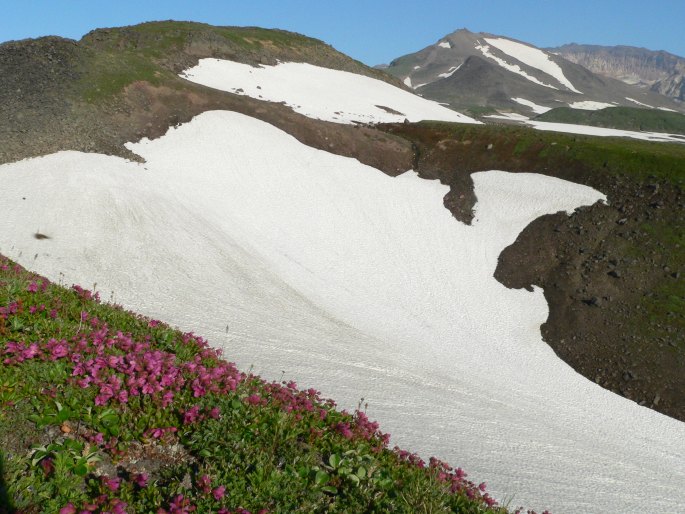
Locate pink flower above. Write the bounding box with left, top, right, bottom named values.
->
left=59, top=504, right=77, bottom=514
left=135, top=473, right=149, bottom=488
left=212, top=485, right=226, bottom=501
left=336, top=422, right=353, bottom=439
left=27, top=282, right=38, bottom=293
left=182, top=405, right=201, bottom=425
left=103, top=476, right=120, bottom=491
left=197, top=474, right=211, bottom=494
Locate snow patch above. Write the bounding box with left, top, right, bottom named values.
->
left=438, top=41, right=451, bottom=49
left=413, top=65, right=421, bottom=70
left=526, top=119, right=685, bottom=142
left=569, top=101, right=615, bottom=110
left=511, top=97, right=551, bottom=114
left=484, top=38, right=582, bottom=94
left=485, top=112, right=530, bottom=121
left=658, top=106, right=677, bottom=112
left=438, top=64, right=462, bottom=78
left=182, top=59, right=477, bottom=125
left=0, top=111, right=683, bottom=513
left=403, top=76, right=412, bottom=88
left=625, top=97, right=653, bottom=108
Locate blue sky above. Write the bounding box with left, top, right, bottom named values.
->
left=2, top=1, right=684, bottom=65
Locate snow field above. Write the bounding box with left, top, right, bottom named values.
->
left=569, top=101, right=615, bottom=110
left=0, top=111, right=683, bottom=513
left=181, top=59, right=478, bottom=125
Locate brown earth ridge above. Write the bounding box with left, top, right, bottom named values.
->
left=1, top=22, right=683, bottom=421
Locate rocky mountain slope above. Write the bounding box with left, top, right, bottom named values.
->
left=381, top=29, right=683, bottom=116
left=550, top=43, right=685, bottom=102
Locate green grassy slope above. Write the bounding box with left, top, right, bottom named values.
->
left=76, top=21, right=404, bottom=102
left=534, top=106, right=685, bottom=136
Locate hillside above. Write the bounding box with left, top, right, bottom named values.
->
left=534, top=105, right=685, bottom=135
left=1, top=21, right=684, bottom=514
left=0, top=21, right=413, bottom=171
left=0, top=255, right=504, bottom=513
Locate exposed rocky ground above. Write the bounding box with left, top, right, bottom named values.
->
left=551, top=43, right=685, bottom=102
left=1, top=22, right=683, bottom=422
left=378, top=122, right=684, bottom=420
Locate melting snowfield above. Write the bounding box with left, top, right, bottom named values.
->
left=181, top=59, right=478, bottom=125
left=1, top=111, right=684, bottom=513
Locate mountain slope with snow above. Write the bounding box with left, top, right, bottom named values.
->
left=1, top=111, right=684, bottom=514
left=383, top=29, right=684, bottom=117
left=181, top=58, right=478, bottom=124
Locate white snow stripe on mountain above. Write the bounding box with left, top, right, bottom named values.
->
left=476, top=43, right=559, bottom=90
left=438, top=41, right=451, bottom=49
left=181, top=59, right=477, bottom=124
left=438, top=64, right=462, bottom=78
left=625, top=97, right=653, bottom=108
left=512, top=97, right=551, bottom=114
left=484, top=37, right=582, bottom=94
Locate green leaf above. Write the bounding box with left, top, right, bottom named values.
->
left=356, top=466, right=367, bottom=479
left=321, top=486, right=338, bottom=495
left=314, top=470, right=329, bottom=486
left=348, top=473, right=360, bottom=486
left=328, top=453, right=341, bottom=469
left=73, top=463, right=88, bottom=476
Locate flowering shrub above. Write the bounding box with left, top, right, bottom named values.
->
left=0, top=255, right=542, bottom=513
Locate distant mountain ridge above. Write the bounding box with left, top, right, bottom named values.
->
left=549, top=43, right=685, bottom=102
left=381, top=29, right=684, bottom=116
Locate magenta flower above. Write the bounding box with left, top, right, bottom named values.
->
left=182, top=405, right=201, bottom=425
left=134, top=472, right=149, bottom=488
left=59, top=504, right=77, bottom=514
left=103, top=476, right=120, bottom=491
left=197, top=474, right=211, bottom=494
left=212, top=485, right=226, bottom=501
